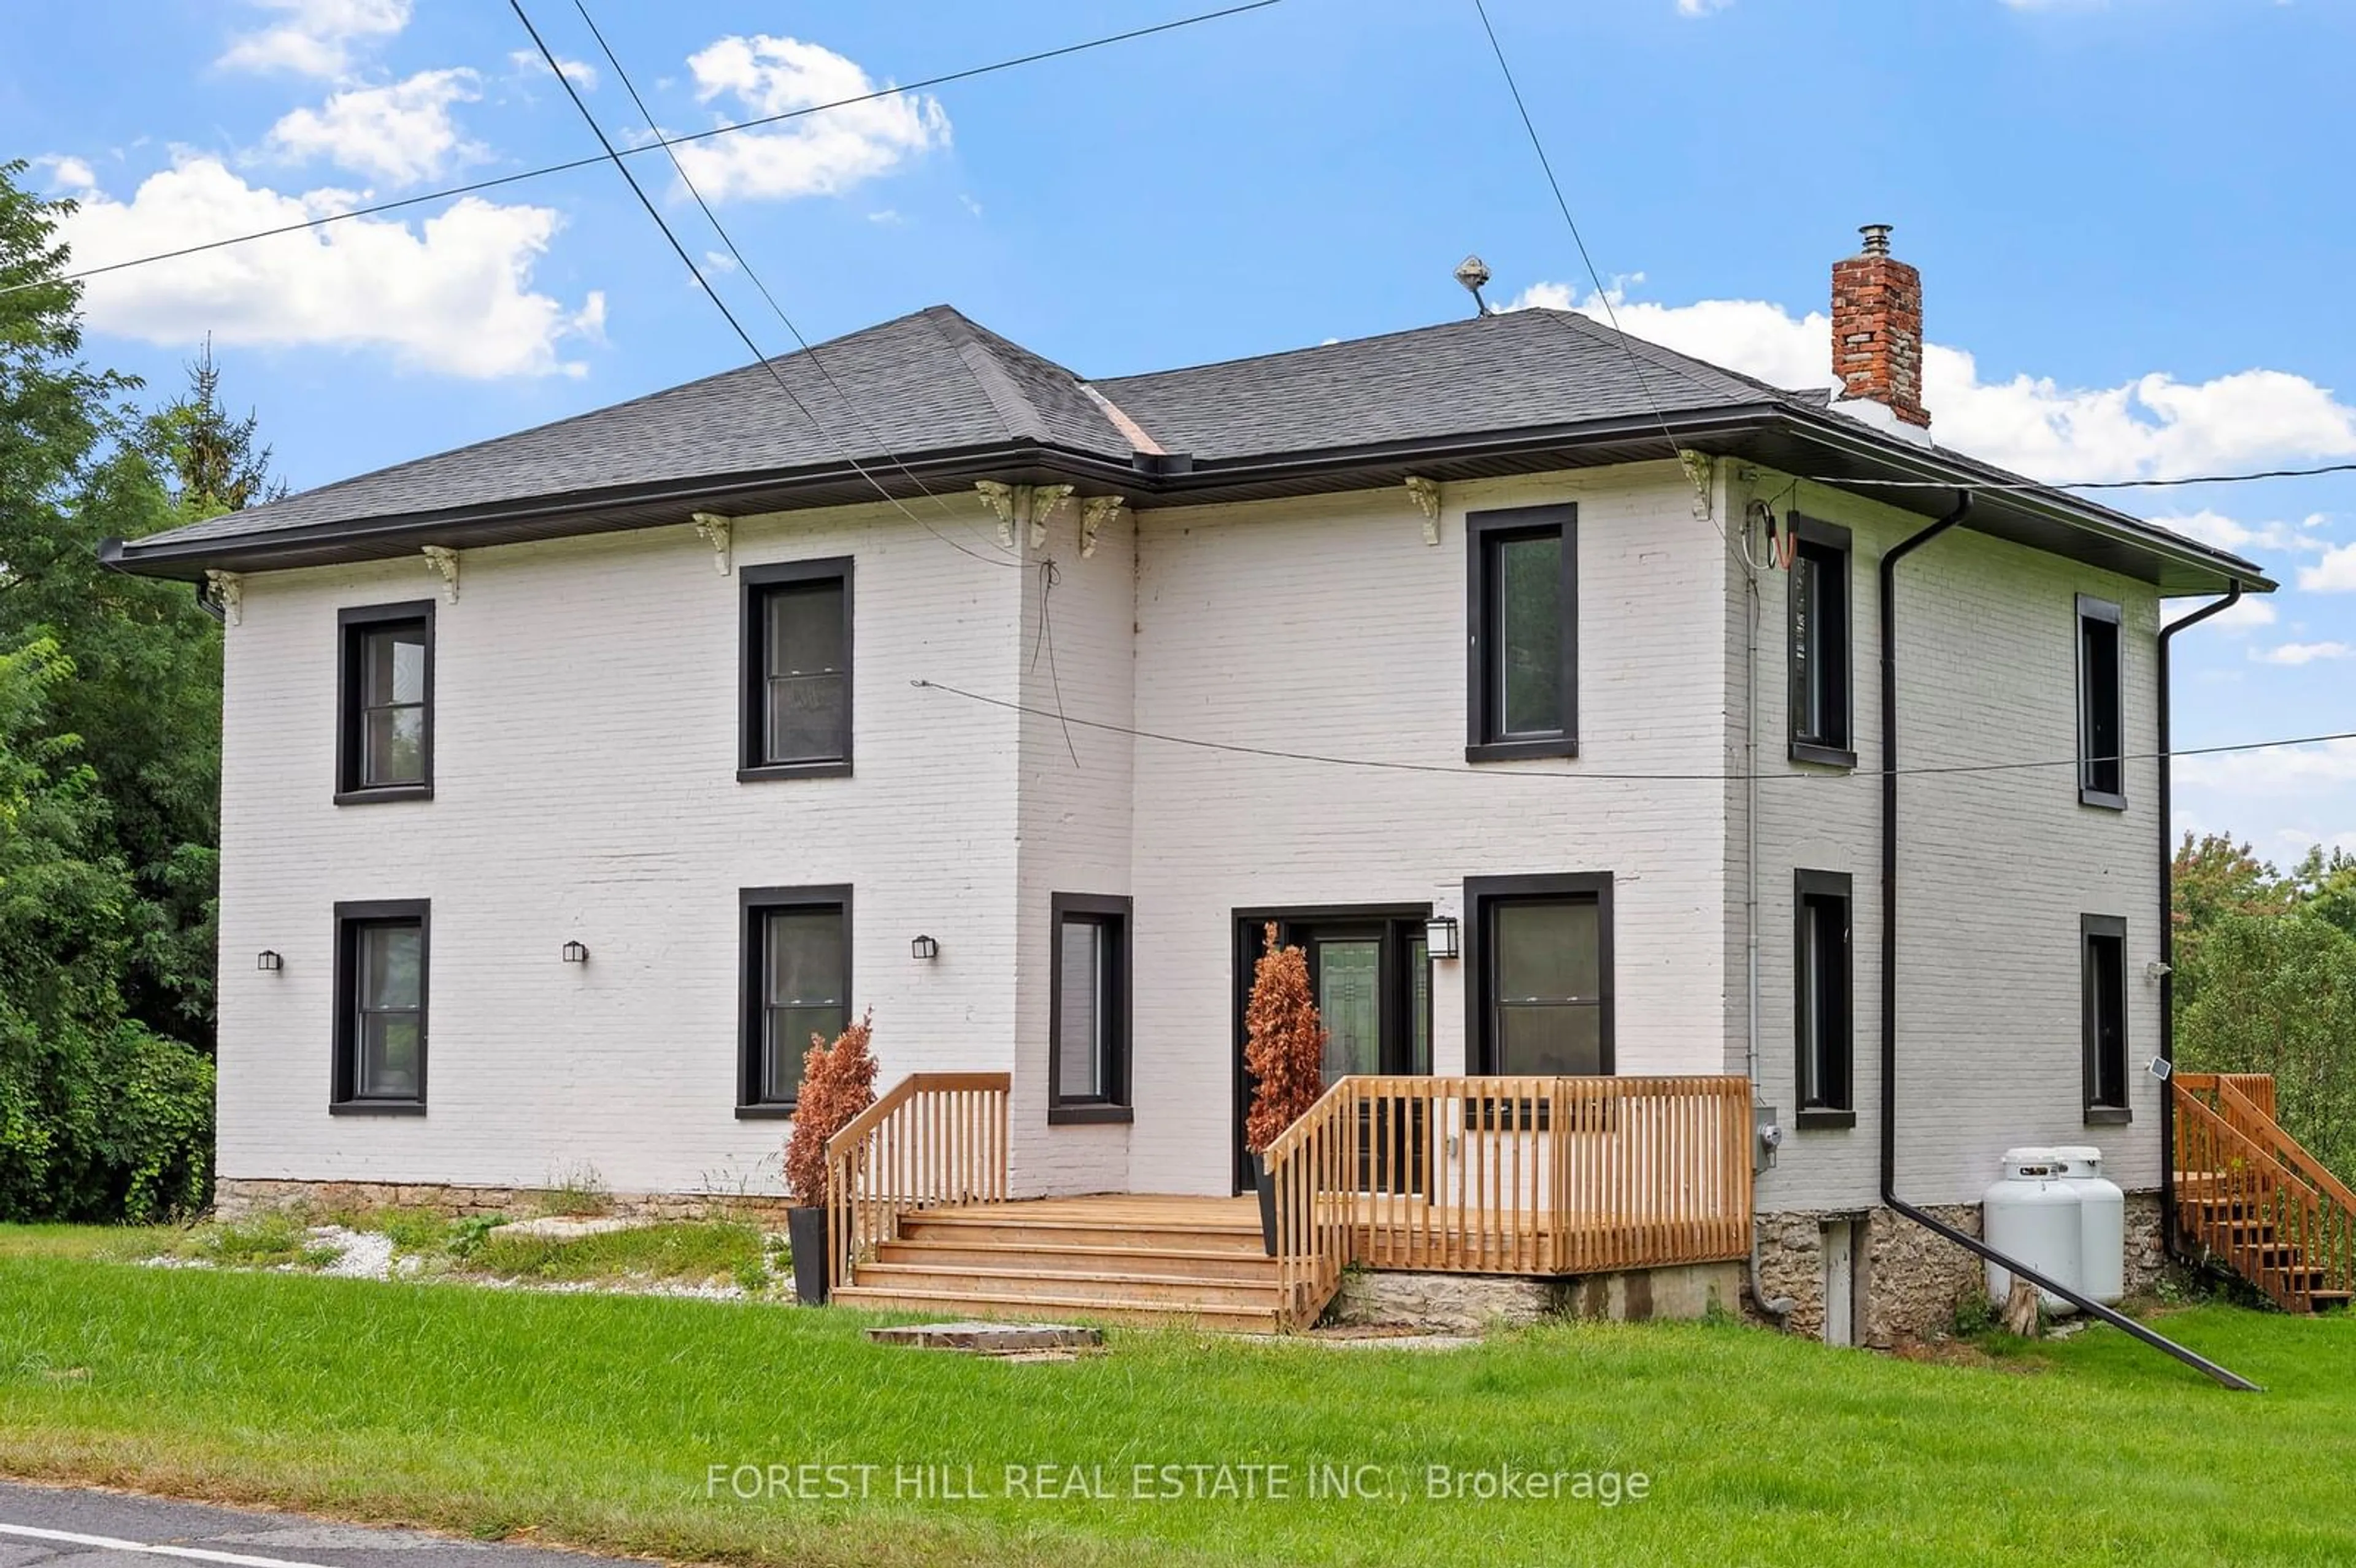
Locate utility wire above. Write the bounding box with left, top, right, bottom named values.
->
left=566, top=0, right=1007, bottom=557
left=507, top=0, right=1015, bottom=568
left=912, top=677, right=2355, bottom=785
left=1797, top=460, right=2356, bottom=494
left=1, top=0, right=1285, bottom=300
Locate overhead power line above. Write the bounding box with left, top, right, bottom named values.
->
left=912, top=677, right=2355, bottom=785
left=1802, top=460, right=2356, bottom=494
left=0, top=0, right=1285, bottom=301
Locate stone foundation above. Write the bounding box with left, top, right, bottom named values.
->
left=1754, top=1191, right=2166, bottom=1347
left=1331, top=1262, right=1739, bottom=1334
left=213, top=1176, right=798, bottom=1224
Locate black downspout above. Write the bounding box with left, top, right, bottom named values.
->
left=1877, top=496, right=2258, bottom=1392
left=2157, top=582, right=2244, bottom=1262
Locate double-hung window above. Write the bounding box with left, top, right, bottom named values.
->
left=2077, top=596, right=2125, bottom=809
left=740, top=888, right=851, bottom=1113
left=741, top=559, right=852, bottom=779
left=1794, top=871, right=1854, bottom=1127
left=2082, top=914, right=2130, bottom=1124
left=336, top=602, right=434, bottom=801
left=1049, top=894, right=1132, bottom=1123
left=1466, top=874, right=1613, bottom=1076
left=1466, top=504, right=1577, bottom=761
left=1788, top=519, right=1854, bottom=767
left=332, top=901, right=429, bottom=1112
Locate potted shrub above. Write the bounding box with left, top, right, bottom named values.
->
left=1242, top=923, right=1327, bottom=1255
left=781, top=1009, right=878, bottom=1305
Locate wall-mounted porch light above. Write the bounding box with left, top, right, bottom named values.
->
left=1423, top=915, right=1460, bottom=961
left=911, top=934, right=939, bottom=961
left=255, top=950, right=283, bottom=972
left=561, top=940, right=590, bottom=964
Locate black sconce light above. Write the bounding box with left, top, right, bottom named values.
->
left=910, top=934, right=939, bottom=961
left=255, top=950, right=283, bottom=972
left=561, top=940, right=590, bottom=964
left=1423, top=915, right=1460, bottom=962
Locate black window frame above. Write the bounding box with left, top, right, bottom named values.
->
left=1466, top=504, right=1579, bottom=762
left=737, top=885, right=853, bottom=1117
left=1787, top=517, right=1856, bottom=769
left=334, top=601, right=436, bottom=804
left=739, top=558, right=853, bottom=782
left=330, top=898, right=430, bottom=1114
left=2076, top=594, right=2127, bottom=810
left=1793, top=870, right=1855, bottom=1128
left=1464, top=872, right=1615, bottom=1077
left=2082, top=913, right=2131, bottom=1125
left=1048, top=893, right=1133, bottom=1125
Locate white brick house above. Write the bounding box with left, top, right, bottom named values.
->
left=108, top=234, right=2269, bottom=1340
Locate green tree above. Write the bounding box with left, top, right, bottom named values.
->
left=2170, top=832, right=2293, bottom=1001
left=2290, top=844, right=2356, bottom=944
left=150, top=334, right=285, bottom=518
left=2176, top=910, right=2356, bottom=1183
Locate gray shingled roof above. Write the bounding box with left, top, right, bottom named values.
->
left=150, top=306, right=1136, bottom=546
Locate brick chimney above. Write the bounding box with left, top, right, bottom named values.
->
left=1830, top=223, right=1928, bottom=429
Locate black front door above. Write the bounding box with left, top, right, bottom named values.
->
left=1233, top=910, right=1430, bottom=1193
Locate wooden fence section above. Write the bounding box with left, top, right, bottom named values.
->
left=825, top=1072, right=1009, bottom=1291
left=1258, top=1078, right=1357, bottom=1330
left=2174, top=1073, right=2354, bottom=1313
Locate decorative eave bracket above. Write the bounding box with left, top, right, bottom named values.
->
left=691, top=512, right=733, bottom=575
left=1404, top=476, right=1443, bottom=545
left=1028, top=484, right=1075, bottom=550
left=1676, top=448, right=1715, bottom=526
left=1080, top=495, right=1125, bottom=559
left=973, top=480, right=1078, bottom=551
left=421, top=545, right=460, bottom=604
left=204, top=569, right=244, bottom=627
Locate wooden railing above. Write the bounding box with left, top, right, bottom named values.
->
left=2174, top=1074, right=2354, bottom=1312
left=825, top=1072, right=1009, bottom=1292
left=1261, top=1075, right=1755, bottom=1324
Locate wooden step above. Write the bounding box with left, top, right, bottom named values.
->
left=830, top=1283, right=1284, bottom=1333
left=875, top=1239, right=1283, bottom=1282
left=849, top=1262, right=1283, bottom=1310
left=898, top=1214, right=1268, bottom=1255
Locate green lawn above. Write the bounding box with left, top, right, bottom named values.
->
left=0, top=1236, right=2348, bottom=1567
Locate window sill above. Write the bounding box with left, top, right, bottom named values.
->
left=2084, top=1106, right=2133, bottom=1127
left=329, top=1100, right=426, bottom=1116
left=1794, top=1109, right=1857, bottom=1131
left=1465, top=736, right=1579, bottom=764
left=334, top=785, right=433, bottom=805
left=738, top=761, right=852, bottom=783
left=734, top=1103, right=798, bottom=1120
left=1790, top=742, right=1857, bottom=771
left=1049, top=1102, right=1134, bottom=1126
left=2078, top=788, right=2128, bottom=812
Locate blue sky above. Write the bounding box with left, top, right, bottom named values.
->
left=9, top=0, right=2353, bottom=861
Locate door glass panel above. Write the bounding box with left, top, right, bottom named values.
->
left=1317, top=939, right=1381, bottom=1085
left=1406, top=934, right=1431, bottom=1075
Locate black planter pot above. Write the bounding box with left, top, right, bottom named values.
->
left=787, top=1205, right=830, bottom=1305
left=1252, top=1155, right=1278, bottom=1257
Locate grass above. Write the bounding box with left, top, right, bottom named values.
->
left=466, top=1220, right=769, bottom=1287
left=0, top=1232, right=2347, bottom=1567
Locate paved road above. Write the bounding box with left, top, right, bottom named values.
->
left=0, top=1483, right=656, bottom=1568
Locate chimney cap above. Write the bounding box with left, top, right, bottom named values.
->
left=1858, top=223, right=1893, bottom=258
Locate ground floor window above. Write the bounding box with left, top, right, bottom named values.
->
left=1050, top=894, right=1131, bottom=1123
left=332, top=900, right=428, bottom=1112
left=1465, top=874, right=1613, bottom=1076
left=1795, top=870, right=1854, bottom=1127
left=2082, top=913, right=2130, bottom=1124
left=739, top=887, right=850, bottom=1114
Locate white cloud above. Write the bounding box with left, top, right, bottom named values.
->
left=219, top=0, right=412, bottom=79
left=2299, top=542, right=2356, bottom=593
left=33, top=154, right=96, bottom=191
left=1504, top=282, right=2356, bottom=485
left=508, top=48, right=598, bottom=90
left=2178, top=738, right=2356, bottom=793
left=670, top=35, right=949, bottom=202
left=2149, top=509, right=2333, bottom=557
left=2205, top=595, right=2278, bottom=633
left=57, top=156, right=604, bottom=379
left=2250, top=641, right=2354, bottom=667
left=263, top=68, right=485, bottom=186
left=1676, top=0, right=1734, bottom=13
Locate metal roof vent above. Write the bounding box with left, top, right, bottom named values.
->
left=1454, top=255, right=1493, bottom=317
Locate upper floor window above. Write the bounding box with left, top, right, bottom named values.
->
left=739, top=886, right=850, bottom=1113
left=1466, top=504, right=1577, bottom=761
left=1049, top=893, right=1133, bottom=1124
left=1795, top=870, right=1854, bottom=1128
left=1788, top=518, right=1854, bottom=767
left=331, top=899, right=428, bottom=1113
left=2082, top=914, right=2130, bottom=1124
left=336, top=602, right=433, bottom=802
left=741, top=559, right=852, bottom=780
left=2077, top=595, right=2125, bottom=809
left=1466, top=873, right=1613, bottom=1075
